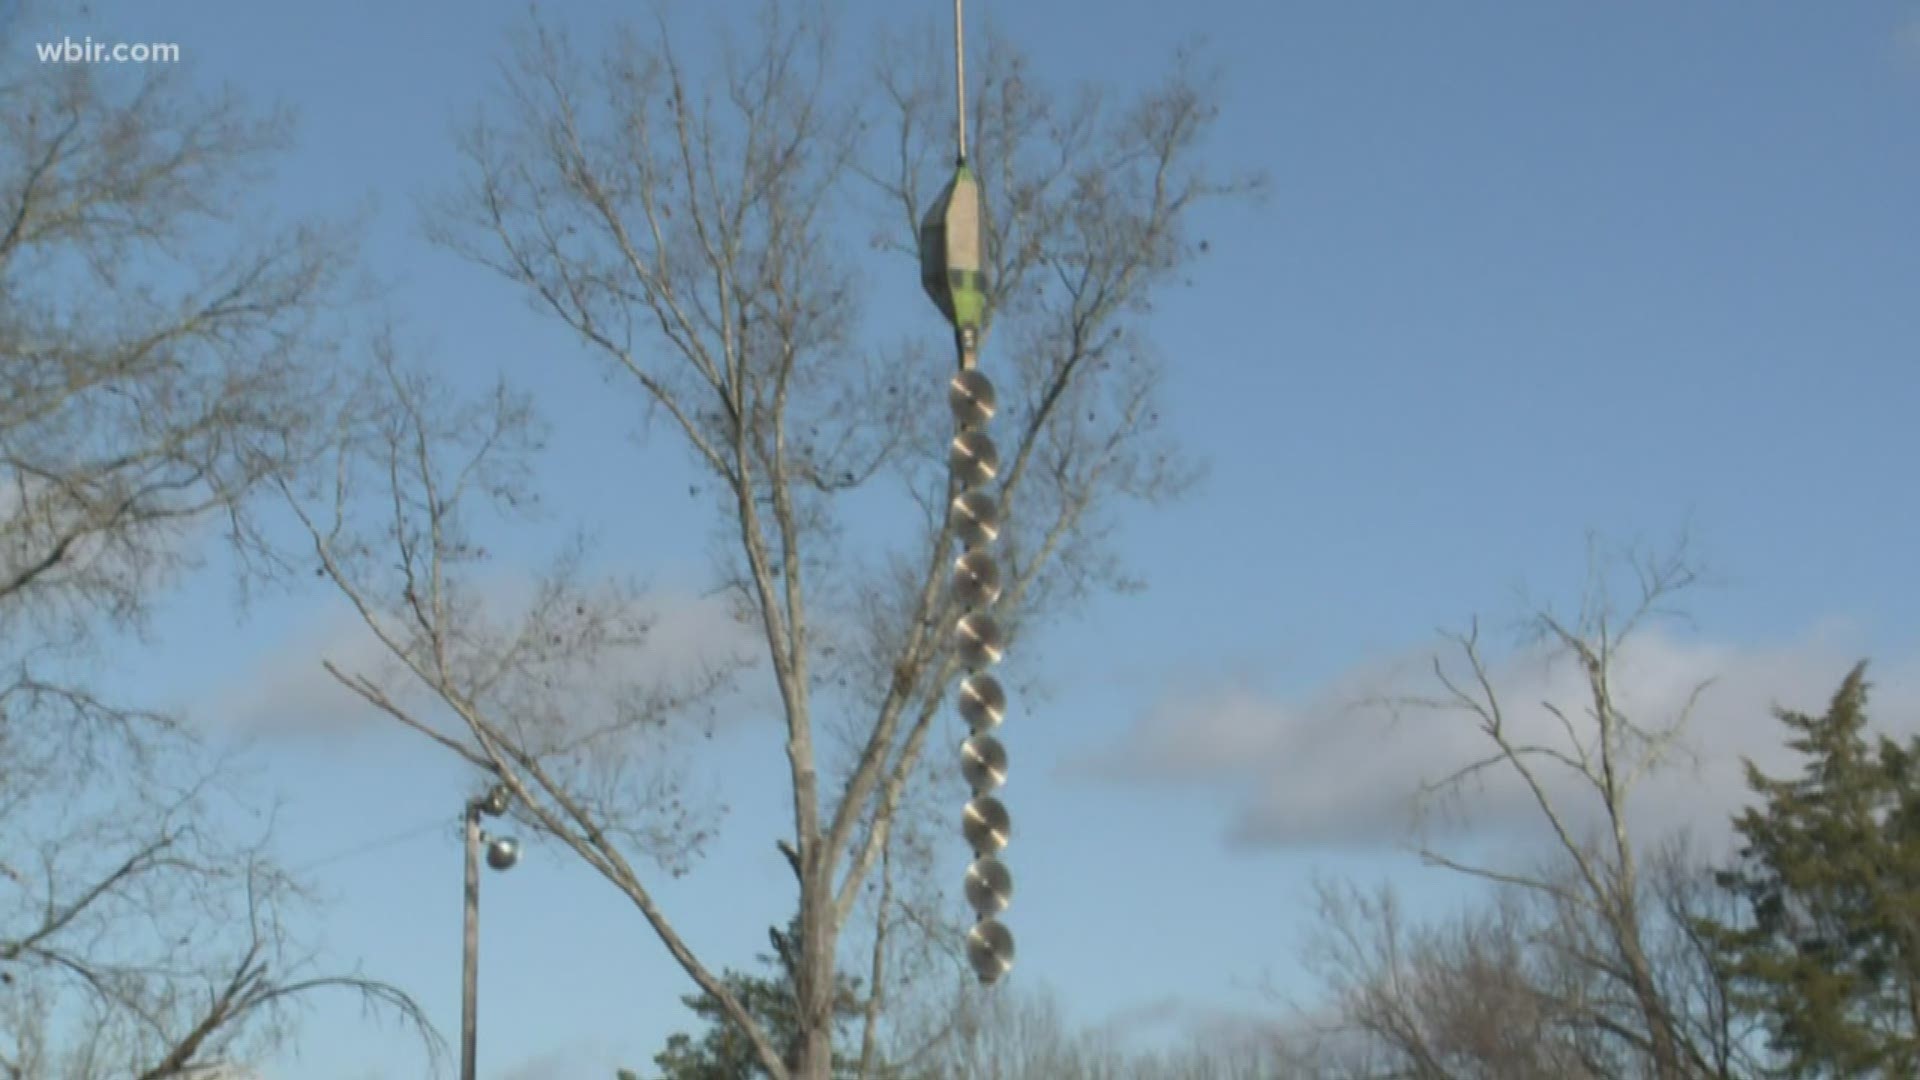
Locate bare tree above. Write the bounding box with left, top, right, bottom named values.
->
left=1369, top=539, right=1732, bottom=1079
left=1302, top=855, right=1766, bottom=1080
left=1642, top=839, right=1766, bottom=1079
left=0, top=61, right=436, bottom=1078
left=882, top=979, right=1287, bottom=1080
left=1304, top=876, right=1644, bottom=1080
left=290, top=6, right=1256, bottom=1076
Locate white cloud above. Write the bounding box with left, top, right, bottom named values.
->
left=194, top=608, right=400, bottom=739
left=1073, top=625, right=1920, bottom=854
left=196, top=586, right=758, bottom=743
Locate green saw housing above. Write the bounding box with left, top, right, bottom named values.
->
left=919, top=162, right=988, bottom=335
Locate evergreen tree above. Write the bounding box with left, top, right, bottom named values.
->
left=644, top=920, right=870, bottom=1079
left=1703, top=663, right=1920, bottom=1077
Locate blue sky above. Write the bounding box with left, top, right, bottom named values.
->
left=10, top=0, right=1920, bottom=1076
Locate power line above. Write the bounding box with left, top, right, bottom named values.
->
left=292, top=814, right=451, bottom=874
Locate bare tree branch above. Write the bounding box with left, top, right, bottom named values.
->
left=0, top=59, right=438, bottom=1079
left=1353, top=538, right=1724, bottom=1080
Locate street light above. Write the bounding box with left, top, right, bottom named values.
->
left=921, top=0, right=1016, bottom=987
left=461, top=782, right=519, bottom=1080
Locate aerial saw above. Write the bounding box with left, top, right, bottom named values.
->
left=920, top=0, right=1015, bottom=988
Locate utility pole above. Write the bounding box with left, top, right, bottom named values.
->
left=460, top=784, right=518, bottom=1080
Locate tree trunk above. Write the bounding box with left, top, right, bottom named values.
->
left=793, top=867, right=840, bottom=1079
left=1604, top=833, right=1684, bottom=1078
left=1625, top=940, right=1685, bottom=1079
